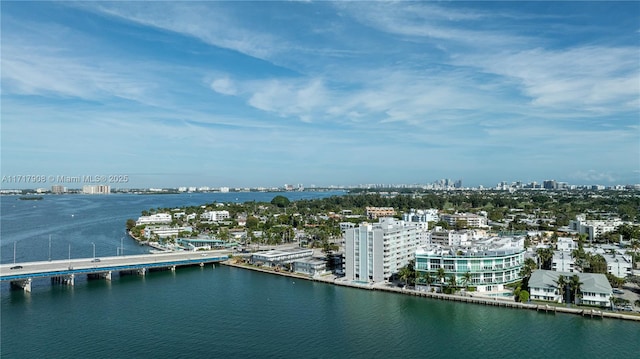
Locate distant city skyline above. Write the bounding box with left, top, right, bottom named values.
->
left=1, top=2, right=638, bottom=189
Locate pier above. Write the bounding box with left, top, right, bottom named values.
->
left=0, top=251, right=229, bottom=292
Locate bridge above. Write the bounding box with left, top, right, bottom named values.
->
left=0, top=250, right=229, bottom=292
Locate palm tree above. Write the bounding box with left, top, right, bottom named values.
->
left=461, top=271, right=472, bottom=290
left=570, top=274, right=583, bottom=305
left=398, top=266, right=412, bottom=289
left=536, top=247, right=553, bottom=270
left=424, top=272, right=433, bottom=287
left=447, top=275, right=458, bottom=294
left=555, top=275, right=568, bottom=304
left=436, top=267, right=446, bottom=288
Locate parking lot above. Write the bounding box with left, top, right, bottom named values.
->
left=614, top=282, right=640, bottom=312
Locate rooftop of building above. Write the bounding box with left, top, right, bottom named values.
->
left=417, top=236, right=525, bottom=257
left=528, top=269, right=612, bottom=294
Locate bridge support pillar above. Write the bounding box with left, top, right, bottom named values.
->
left=63, top=274, right=75, bottom=286
left=171, top=266, right=176, bottom=272
left=200, top=262, right=204, bottom=267
left=137, top=268, right=147, bottom=276
left=10, top=278, right=32, bottom=292
left=101, top=271, right=112, bottom=281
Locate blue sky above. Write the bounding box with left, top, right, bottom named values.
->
left=1, top=1, right=638, bottom=189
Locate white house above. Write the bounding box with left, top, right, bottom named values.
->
left=528, top=270, right=612, bottom=307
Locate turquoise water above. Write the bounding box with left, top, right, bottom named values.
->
left=1, top=193, right=638, bottom=358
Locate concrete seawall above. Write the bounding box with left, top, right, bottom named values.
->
left=222, top=261, right=640, bottom=323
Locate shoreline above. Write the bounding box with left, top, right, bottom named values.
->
left=222, top=260, right=640, bottom=323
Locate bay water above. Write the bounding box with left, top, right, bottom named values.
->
left=1, top=193, right=638, bottom=358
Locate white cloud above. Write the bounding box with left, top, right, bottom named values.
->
left=459, top=46, right=639, bottom=113
left=210, top=77, right=238, bottom=96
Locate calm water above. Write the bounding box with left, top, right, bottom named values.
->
left=1, top=193, right=638, bottom=358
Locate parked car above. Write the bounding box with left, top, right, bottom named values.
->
left=612, top=289, right=624, bottom=294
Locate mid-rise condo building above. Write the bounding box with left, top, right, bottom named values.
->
left=344, top=218, right=427, bottom=283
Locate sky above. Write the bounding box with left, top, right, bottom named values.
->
left=1, top=1, right=639, bottom=189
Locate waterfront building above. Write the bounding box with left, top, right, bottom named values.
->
left=293, top=258, right=328, bottom=276
left=51, top=185, right=66, bottom=194
left=136, top=213, right=173, bottom=226
left=365, top=206, right=396, bottom=220
left=528, top=270, right=612, bottom=307
left=177, top=238, right=226, bottom=251
left=344, top=218, right=426, bottom=283
left=250, top=248, right=314, bottom=267
left=415, top=237, right=525, bottom=293
left=569, top=214, right=622, bottom=242
left=440, top=213, right=488, bottom=228
left=144, top=226, right=192, bottom=239
left=82, top=185, right=110, bottom=194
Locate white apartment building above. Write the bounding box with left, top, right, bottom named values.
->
left=82, top=185, right=110, bottom=194
left=603, top=253, right=633, bottom=278
left=136, top=213, right=173, bottom=226
left=585, top=247, right=634, bottom=278
left=556, top=237, right=578, bottom=252
left=144, top=226, right=192, bottom=239
left=403, top=209, right=439, bottom=224
left=200, top=210, right=230, bottom=222
left=569, top=214, right=622, bottom=241
left=430, top=230, right=470, bottom=247
left=440, top=213, right=488, bottom=228
left=551, top=251, right=576, bottom=272
left=344, top=218, right=427, bottom=283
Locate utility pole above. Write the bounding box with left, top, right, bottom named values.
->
left=92, top=242, right=96, bottom=259
left=49, top=235, right=52, bottom=261
left=13, top=242, right=16, bottom=264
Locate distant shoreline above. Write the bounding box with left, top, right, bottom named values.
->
left=222, top=260, right=640, bottom=323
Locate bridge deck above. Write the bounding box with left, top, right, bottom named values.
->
left=0, top=250, right=230, bottom=281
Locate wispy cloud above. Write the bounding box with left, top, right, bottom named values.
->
left=2, top=1, right=638, bottom=187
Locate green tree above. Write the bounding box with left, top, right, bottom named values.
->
left=447, top=275, right=458, bottom=294
left=246, top=216, right=260, bottom=230
left=519, top=290, right=530, bottom=303
left=270, top=195, right=291, bottom=208
left=555, top=275, right=568, bottom=304
left=536, top=247, right=554, bottom=270
left=461, top=271, right=472, bottom=290
left=570, top=275, right=583, bottom=305
left=398, top=266, right=413, bottom=288
left=436, top=267, right=446, bottom=287
left=126, top=219, right=137, bottom=231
